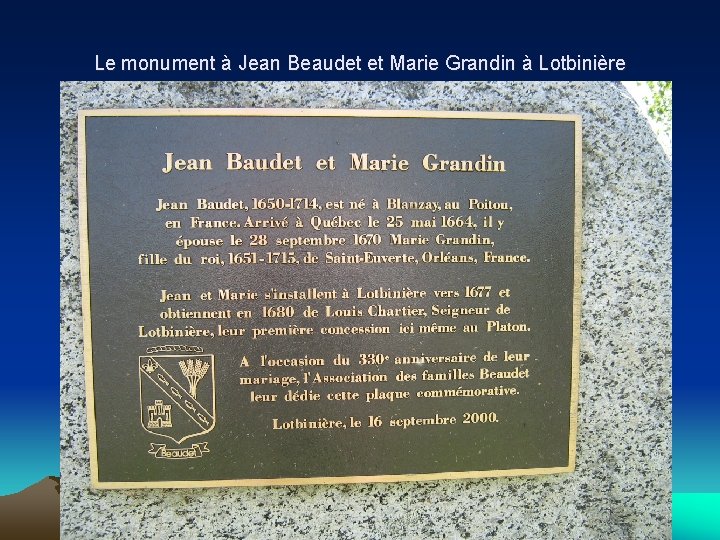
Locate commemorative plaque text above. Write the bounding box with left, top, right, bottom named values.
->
left=79, top=109, right=581, bottom=488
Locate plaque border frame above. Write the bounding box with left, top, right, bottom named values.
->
left=77, top=108, right=582, bottom=489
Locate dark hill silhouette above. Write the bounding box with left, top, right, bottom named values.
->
left=0, top=476, right=59, bottom=539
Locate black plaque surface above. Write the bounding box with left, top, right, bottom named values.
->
left=79, top=109, right=580, bottom=488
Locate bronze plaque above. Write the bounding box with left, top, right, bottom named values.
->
left=79, top=109, right=581, bottom=488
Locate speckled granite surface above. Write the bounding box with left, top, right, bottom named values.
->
left=60, top=82, right=671, bottom=539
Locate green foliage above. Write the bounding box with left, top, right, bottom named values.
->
left=644, top=81, right=672, bottom=134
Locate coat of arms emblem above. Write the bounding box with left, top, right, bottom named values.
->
left=139, top=345, right=215, bottom=458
